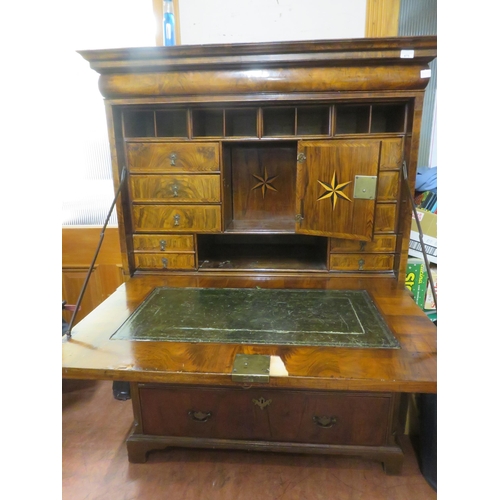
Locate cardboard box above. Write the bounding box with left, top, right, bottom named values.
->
left=424, top=264, right=438, bottom=310
left=405, top=257, right=429, bottom=309
left=408, top=209, right=437, bottom=264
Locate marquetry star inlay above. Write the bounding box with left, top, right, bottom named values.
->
left=252, top=167, right=278, bottom=198
left=317, top=171, right=352, bottom=209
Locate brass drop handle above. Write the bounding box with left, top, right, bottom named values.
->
left=313, top=415, right=337, bottom=428
left=161, top=257, right=168, bottom=268
left=159, top=239, right=166, bottom=251
left=171, top=183, right=179, bottom=197
left=169, top=152, right=177, bottom=166
left=358, top=258, right=365, bottom=270
left=173, top=214, right=180, bottom=226
left=188, top=410, right=212, bottom=422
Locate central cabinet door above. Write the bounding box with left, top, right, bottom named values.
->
left=296, top=140, right=381, bottom=240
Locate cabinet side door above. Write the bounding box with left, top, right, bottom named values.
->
left=296, top=140, right=381, bottom=240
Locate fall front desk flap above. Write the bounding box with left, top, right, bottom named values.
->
left=111, top=288, right=399, bottom=349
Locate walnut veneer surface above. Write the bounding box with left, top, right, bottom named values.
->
left=62, top=274, right=436, bottom=394
left=63, top=37, right=437, bottom=472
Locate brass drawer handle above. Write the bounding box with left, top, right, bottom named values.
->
left=252, top=397, right=272, bottom=410
left=188, top=410, right=212, bottom=422
left=169, top=152, right=177, bottom=166
left=358, top=258, right=365, bottom=270
left=313, top=415, right=337, bottom=428
left=161, top=257, right=168, bottom=268
left=171, top=183, right=179, bottom=197
left=173, top=214, right=180, bottom=226
left=159, top=239, right=166, bottom=251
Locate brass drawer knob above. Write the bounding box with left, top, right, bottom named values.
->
left=313, top=415, right=337, bottom=428
left=188, top=410, right=212, bottom=422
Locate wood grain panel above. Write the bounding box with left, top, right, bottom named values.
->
left=296, top=140, right=380, bottom=240
left=130, top=174, right=221, bottom=202
left=330, top=234, right=396, bottom=253
left=365, top=0, right=401, bottom=38
left=126, top=142, right=219, bottom=172
left=62, top=227, right=125, bottom=323
left=62, top=275, right=437, bottom=394
left=139, top=385, right=391, bottom=446
left=134, top=253, right=195, bottom=270
left=329, top=253, right=394, bottom=272
left=133, top=234, right=194, bottom=252
left=231, top=144, right=296, bottom=223
left=380, top=137, right=403, bottom=170
left=377, top=171, right=400, bottom=201
left=133, top=205, right=221, bottom=232
left=100, top=65, right=432, bottom=99
left=374, top=204, right=397, bottom=232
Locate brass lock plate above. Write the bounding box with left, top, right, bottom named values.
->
left=232, top=354, right=270, bottom=383
left=353, top=175, right=377, bottom=200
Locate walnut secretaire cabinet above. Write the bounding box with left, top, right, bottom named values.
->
left=63, top=38, right=437, bottom=475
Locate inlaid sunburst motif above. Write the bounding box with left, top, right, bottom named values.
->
left=252, top=167, right=278, bottom=199
left=317, top=171, right=352, bottom=209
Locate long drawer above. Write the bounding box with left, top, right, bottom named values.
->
left=329, top=253, right=394, bottom=271
left=134, top=253, right=196, bottom=270
left=330, top=234, right=397, bottom=253
left=133, top=234, right=195, bottom=252
left=126, top=142, right=220, bottom=172
left=138, top=385, right=392, bottom=446
left=130, top=174, right=221, bottom=203
left=133, top=205, right=222, bottom=232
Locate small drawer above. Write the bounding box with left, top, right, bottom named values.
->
left=377, top=171, right=400, bottom=201
left=130, top=174, right=221, bottom=202
left=133, top=205, right=222, bottom=233
left=330, top=235, right=396, bottom=253
left=374, top=204, right=397, bottom=232
left=379, top=137, right=403, bottom=171
left=133, top=235, right=195, bottom=252
left=265, top=391, right=391, bottom=446
left=126, top=142, right=219, bottom=173
left=329, top=253, right=394, bottom=271
left=134, top=253, right=195, bottom=270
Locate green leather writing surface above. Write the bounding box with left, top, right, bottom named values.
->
left=111, top=288, right=399, bottom=348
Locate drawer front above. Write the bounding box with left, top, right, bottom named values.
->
left=374, top=204, right=397, bottom=232
left=379, top=138, right=403, bottom=170
left=130, top=174, right=221, bottom=202
left=377, top=171, right=400, bottom=201
left=126, top=142, right=219, bottom=172
left=134, top=253, right=195, bottom=270
left=139, top=386, right=392, bottom=446
left=329, top=253, right=394, bottom=271
left=133, top=234, right=195, bottom=252
left=330, top=234, right=396, bottom=253
left=265, top=391, right=391, bottom=446
left=133, top=205, right=222, bottom=232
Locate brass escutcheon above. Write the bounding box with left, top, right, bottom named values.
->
left=252, top=397, right=272, bottom=410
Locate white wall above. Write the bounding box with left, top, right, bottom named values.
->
left=178, top=0, right=366, bottom=45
